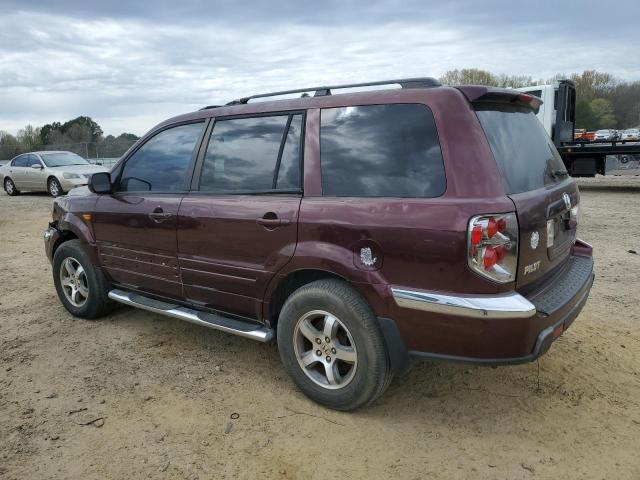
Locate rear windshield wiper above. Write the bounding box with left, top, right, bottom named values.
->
left=553, top=169, right=569, bottom=177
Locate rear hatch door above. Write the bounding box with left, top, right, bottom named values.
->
left=471, top=94, right=578, bottom=288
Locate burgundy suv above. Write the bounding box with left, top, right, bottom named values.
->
left=44, top=78, right=594, bottom=410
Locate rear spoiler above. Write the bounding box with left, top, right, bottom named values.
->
left=456, top=86, right=542, bottom=113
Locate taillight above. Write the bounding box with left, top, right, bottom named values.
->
left=468, top=213, right=518, bottom=283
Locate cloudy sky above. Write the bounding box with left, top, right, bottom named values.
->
left=1, top=0, right=639, bottom=136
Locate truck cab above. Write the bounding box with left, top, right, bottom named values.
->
left=517, top=80, right=576, bottom=146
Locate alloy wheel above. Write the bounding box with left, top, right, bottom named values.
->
left=293, top=310, right=358, bottom=389
left=59, top=257, right=89, bottom=307
left=49, top=179, right=60, bottom=196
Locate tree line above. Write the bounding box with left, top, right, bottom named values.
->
left=0, top=116, right=139, bottom=160
left=2, top=69, right=638, bottom=160
left=439, top=69, right=640, bottom=130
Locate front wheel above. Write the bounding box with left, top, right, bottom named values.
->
left=277, top=279, right=391, bottom=410
left=53, top=239, right=114, bottom=319
left=48, top=177, right=64, bottom=197
left=4, top=177, right=19, bottom=196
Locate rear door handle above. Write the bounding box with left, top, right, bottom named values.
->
left=256, top=217, right=291, bottom=227
left=149, top=208, right=173, bottom=223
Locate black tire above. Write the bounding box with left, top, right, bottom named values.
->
left=277, top=279, right=391, bottom=411
left=48, top=177, right=64, bottom=197
left=53, top=239, right=114, bottom=319
left=4, top=177, right=19, bottom=196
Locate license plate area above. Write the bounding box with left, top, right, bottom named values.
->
left=547, top=211, right=574, bottom=260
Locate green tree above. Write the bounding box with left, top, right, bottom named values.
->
left=16, top=125, right=42, bottom=151
left=590, top=98, right=616, bottom=129
left=0, top=131, right=21, bottom=160
left=570, top=70, right=617, bottom=103
left=575, top=100, right=598, bottom=130
left=439, top=68, right=497, bottom=86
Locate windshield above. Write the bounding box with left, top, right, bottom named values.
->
left=40, top=152, right=89, bottom=167
left=475, top=103, right=567, bottom=194
left=595, top=130, right=609, bottom=134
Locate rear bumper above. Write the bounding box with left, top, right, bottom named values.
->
left=389, top=239, right=594, bottom=365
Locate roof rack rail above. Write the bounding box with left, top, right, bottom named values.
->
left=199, top=105, right=222, bottom=110
left=225, top=77, right=441, bottom=106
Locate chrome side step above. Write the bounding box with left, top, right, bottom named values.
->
left=108, top=289, right=274, bottom=343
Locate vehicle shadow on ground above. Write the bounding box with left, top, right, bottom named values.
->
left=106, top=303, right=558, bottom=422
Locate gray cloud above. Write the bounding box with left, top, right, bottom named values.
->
left=1, top=1, right=639, bottom=136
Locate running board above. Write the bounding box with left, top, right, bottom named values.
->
left=107, top=289, right=274, bottom=343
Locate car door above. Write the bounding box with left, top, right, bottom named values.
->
left=92, top=121, right=206, bottom=299
left=177, top=112, right=304, bottom=319
left=26, top=154, right=47, bottom=190
left=7, top=154, right=29, bottom=187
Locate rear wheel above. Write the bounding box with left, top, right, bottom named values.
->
left=48, top=177, right=63, bottom=197
left=4, top=178, right=19, bottom=196
left=277, top=279, right=391, bottom=410
left=53, top=239, right=114, bottom=319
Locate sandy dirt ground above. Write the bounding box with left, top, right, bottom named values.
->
left=1, top=176, right=639, bottom=480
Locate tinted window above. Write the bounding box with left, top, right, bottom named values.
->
left=119, top=122, right=203, bottom=192
left=199, top=114, right=302, bottom=193
left=320, top=104, right=446, bottom=197
left=27, top=155, right=42, bottom=167
left=12, top=155, right=28, bottom=167
left=475, top=104, right=566, bottom=194
left=276, top=115, right=302, bottom=190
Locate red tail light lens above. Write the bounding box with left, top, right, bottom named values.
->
left=468, top=213, right=518, bottom=283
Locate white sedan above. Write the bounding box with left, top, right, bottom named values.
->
left=1, top=151, right=109, bottom=197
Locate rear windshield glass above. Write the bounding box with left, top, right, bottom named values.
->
left=475, top=104, right=566, bottom=194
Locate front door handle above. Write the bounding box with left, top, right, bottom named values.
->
left=149, top=208, right=173, bottom=223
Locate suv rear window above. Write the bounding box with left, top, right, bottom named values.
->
left=320, top=104, right=446, bottom=198
left=475, top=104, right=567, bottom=194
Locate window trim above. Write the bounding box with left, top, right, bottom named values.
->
left=319, top=103, right=447, bottom=199
left=190, top=110, right=306, bottom=196
left=111, top=119, right=208, bottom=195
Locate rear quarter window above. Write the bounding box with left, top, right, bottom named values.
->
left=320, top=104, right=446, bottom=198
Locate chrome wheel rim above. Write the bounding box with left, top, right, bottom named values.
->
left=293, top=310, right=357, bottom=390
left=59, top=257, right=89, bottom=307
left=5, top=179, right=14, bottom=194
left=49, top=180, right=60, bottom=196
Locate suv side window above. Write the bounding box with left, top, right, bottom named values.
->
left=320, top=104, right=446, bottom=198
left=118, top=122, right=204, bottom=192
left=199, top=113, right=303, bottom=193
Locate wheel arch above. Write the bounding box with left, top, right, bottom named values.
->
left=266, top=269, right=347, bottom=327
left=47, top=175, right=62, bottom=191
left=51, top=229, right=79, bottom=258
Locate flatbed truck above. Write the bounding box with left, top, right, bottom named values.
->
left=517, top=80, right=640, bottom=176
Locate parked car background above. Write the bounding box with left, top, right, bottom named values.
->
left=621, top=128, right=640, bottom=141
left=1, top=151, right=109, bottom=197
left=593, top=129, right=616, bottom=141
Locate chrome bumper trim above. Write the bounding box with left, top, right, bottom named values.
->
left=391, top=287, right=536, bottom=319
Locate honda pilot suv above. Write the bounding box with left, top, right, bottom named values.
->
left=44, top=78, right=594, bottom=410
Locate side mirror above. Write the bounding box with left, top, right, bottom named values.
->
left=31, top=163, right=43, bottom=170
left=89, top=172, right=112, bottom=194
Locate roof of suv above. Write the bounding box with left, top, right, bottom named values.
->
left=157, top=78, right=457, bottom=132
left=152, top=79, right=539, bottom=136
